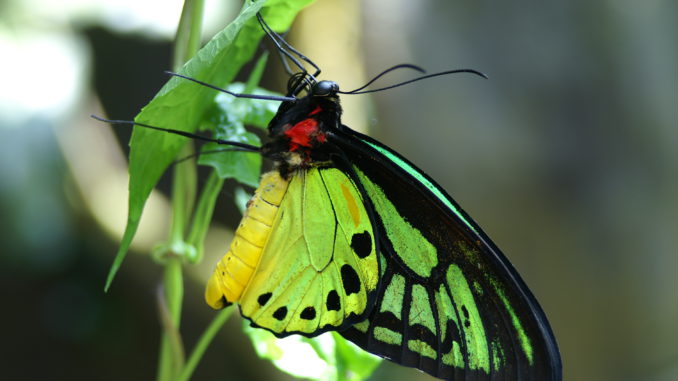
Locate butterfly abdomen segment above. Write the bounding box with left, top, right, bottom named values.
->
left=205, top=171, right=289, bottom=309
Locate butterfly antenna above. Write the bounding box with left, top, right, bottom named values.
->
left=265, top=29, right=306, bottom=83
left=257, top=13, right=321, bottom=79
left=163, top=71, right=296, bottom=102
left=273, top=32, right=296, bottom=76
left=91, top=115, right=261, bottom=152
left=257, top=13, right=321, bottom=97
left=341, top=63, right=427, bottom=94
left=339, top=68, right=488, bottom=95
left=174, top=147, right=259, bottom=165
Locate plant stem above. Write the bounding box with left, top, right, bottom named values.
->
left=157, top=0, right=205, bottom=380
left=157, top=258, right=186, bottom=381
left=173, top=0, right=206, bottom=71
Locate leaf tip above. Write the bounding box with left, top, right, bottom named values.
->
left=103, top=266, right=117, bottom=292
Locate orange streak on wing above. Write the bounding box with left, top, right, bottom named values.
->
left=341, top=182, right=360, bottom=228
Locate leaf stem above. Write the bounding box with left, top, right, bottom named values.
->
left=187, top=171, right=225, bottom=262
left=178, top=308, right=234, bottom=381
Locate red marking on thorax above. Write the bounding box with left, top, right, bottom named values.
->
left=283, top=117, right=327, bottom=152
left=309, top=105, right=322, bottom=116
left=285, top=118, right=318, bottom=150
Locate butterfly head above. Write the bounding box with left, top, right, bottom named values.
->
left=311, top=80, right=339, bottom=98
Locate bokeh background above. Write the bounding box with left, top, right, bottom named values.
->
left=1, top=0, right=677, bottom=380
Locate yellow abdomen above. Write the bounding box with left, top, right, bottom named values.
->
left=205, top=171, right=289, bottom=309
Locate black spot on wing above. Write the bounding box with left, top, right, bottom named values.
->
left=440, top=319, right=461, bottom=354
left=258, top=292, right=272, bottom=306
left=351, top=231, right=372, bottom=258
left=409, top=324, right=439, bottom=350
left=326, top=290, right=340, bottom=311
left=461, top=305, right=471, bottom=328
left=273, top=306, right=288, bottom=321
left=340, top=264, right=361, bottom=295
left=300, top=306, right=316, bottom=320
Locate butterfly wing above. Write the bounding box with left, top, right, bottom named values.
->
left=329, top=128, right=562, bottom=380
left=237, top=167, right=380, bottom=336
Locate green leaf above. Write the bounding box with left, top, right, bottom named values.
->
left=243, top=322, right=382, bottom=381
left=198, top=131, right=262, bottom=188
left=105, top=0, right=314, bottom=290
left=207, top=83, right=283, bottom=131
left=197, top=82, right=281, bottom=187
left=332, top=332, right=382, bottom=381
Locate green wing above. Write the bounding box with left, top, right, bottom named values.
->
left=330, top=128, right=562, bottom=381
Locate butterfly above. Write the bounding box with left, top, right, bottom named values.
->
left=169, top=13, right=562, bottom=381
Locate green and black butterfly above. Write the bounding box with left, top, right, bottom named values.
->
left=135, top=13, right=562, bottom=381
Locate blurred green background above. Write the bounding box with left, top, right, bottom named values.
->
left=1, top=0, right=677, bottom=380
